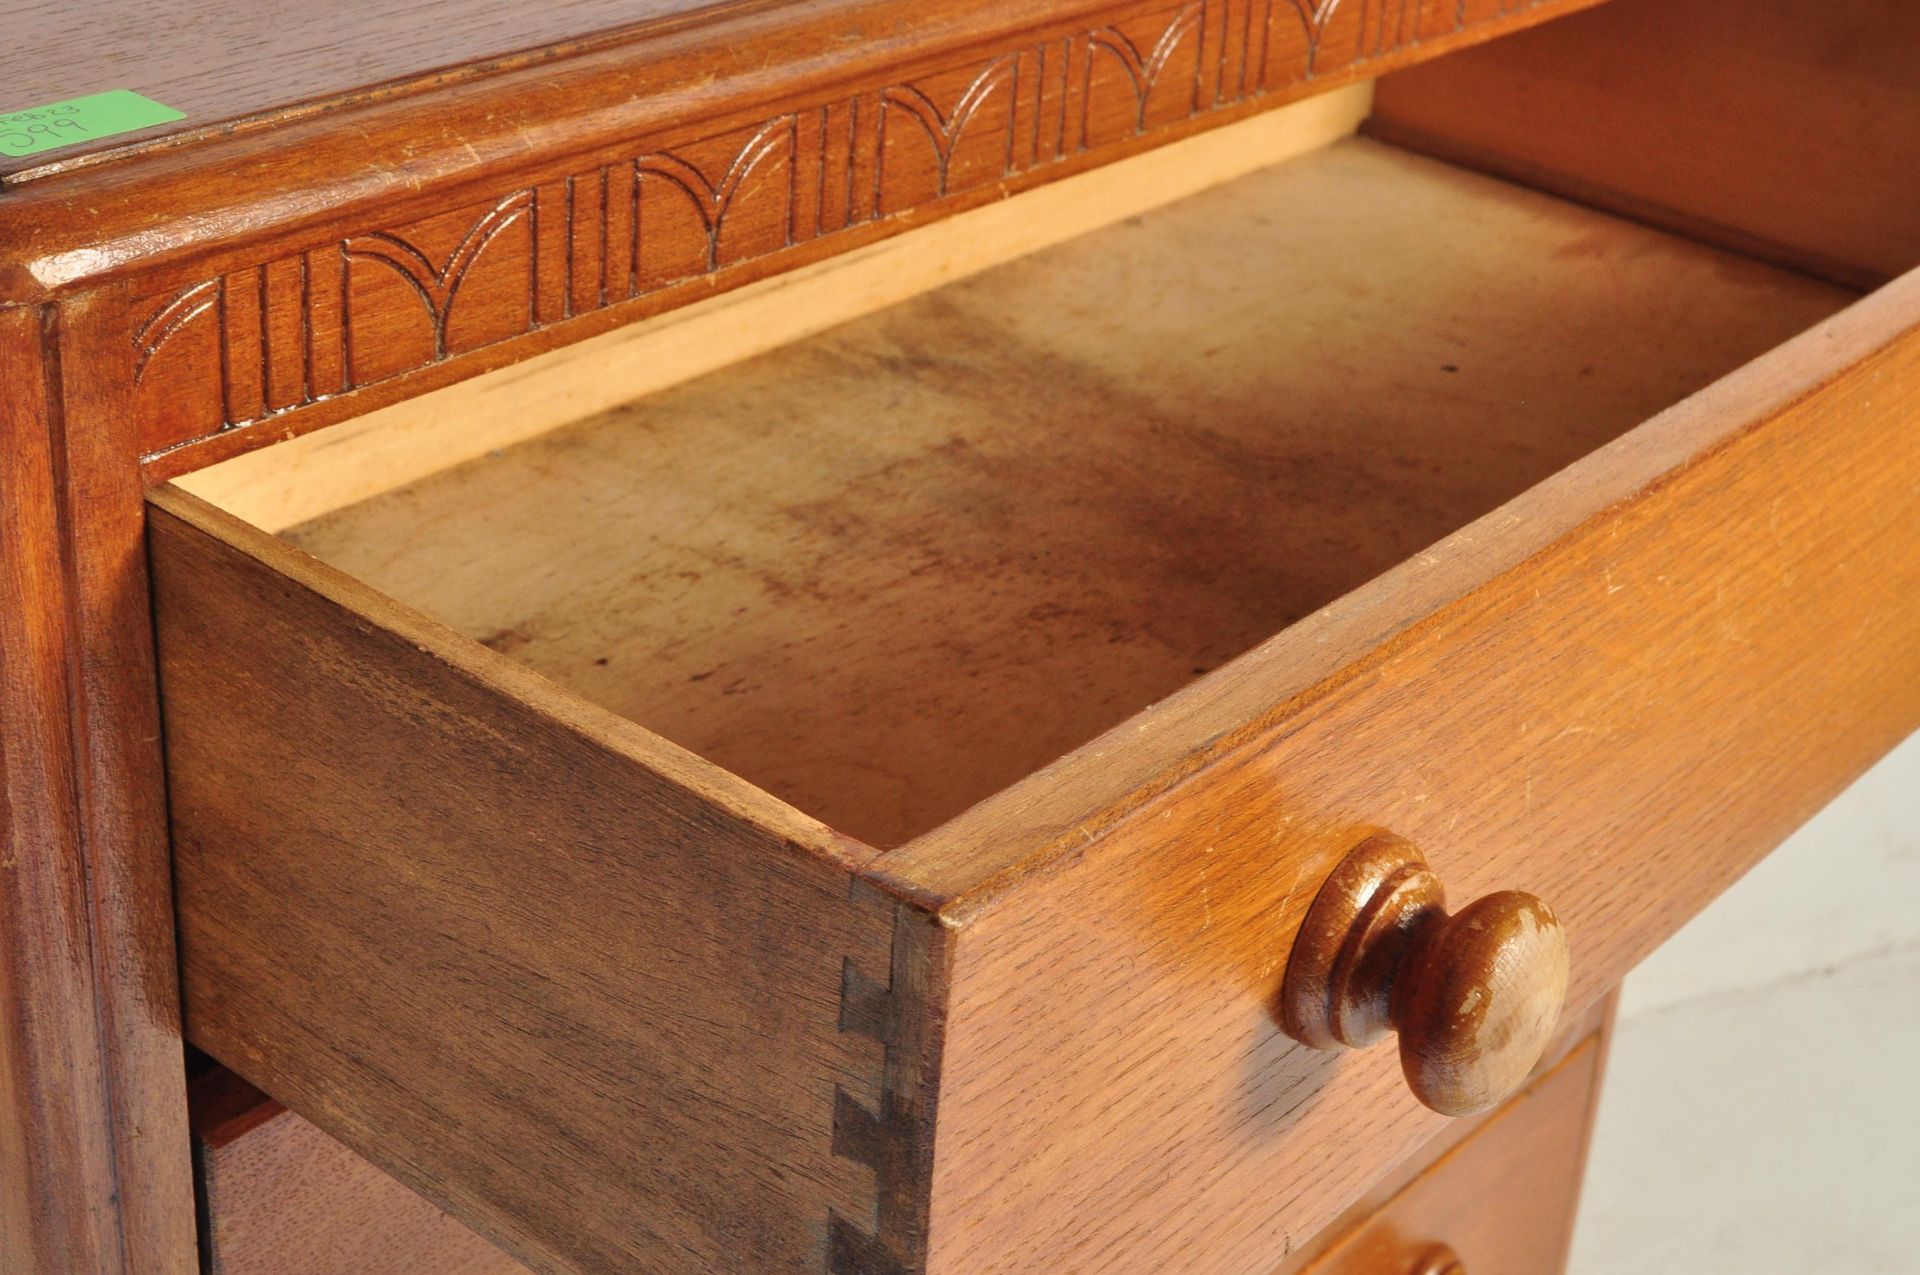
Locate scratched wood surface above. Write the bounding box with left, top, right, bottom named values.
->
left=274, top=138, right=1845, bottom=850
left=1, top=0, right=721, bottom=174
left=3, top=0, right=719, bottom=174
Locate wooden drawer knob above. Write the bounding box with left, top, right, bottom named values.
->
left=1411, top=1245, right=1466, bottom=1275
left=1279, top=834, right=1569, bottom=1116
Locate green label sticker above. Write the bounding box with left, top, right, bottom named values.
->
left=0, top=91, right=185, bottom=160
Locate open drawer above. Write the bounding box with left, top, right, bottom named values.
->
left=152, top=28, right=1920, bottom=1275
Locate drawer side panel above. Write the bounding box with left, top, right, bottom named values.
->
left=150, top=489, right=938, bottom=1275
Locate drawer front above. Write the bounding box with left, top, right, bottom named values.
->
left=889, top=279, right=1920, bottom=1269
left=1294, top=1030, right=1603, bottom=1275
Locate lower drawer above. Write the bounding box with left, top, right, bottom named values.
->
left=192, top=1069, right=525, bottom=1274
left=1287, top=1020, right=1608, bottom=1275
left=188, top=1008, right=1607, bottom=1275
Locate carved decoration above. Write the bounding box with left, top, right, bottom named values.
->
left=635, top=118, right=797, bottom=273
left=342, top=192, right=536, bottom=361
left=879, top=57, right=1021, bottom=198
left=133, top=281, right=219, bottom=382
left=1089, top=5, right=1205, bottom=134
left=133, top=0, right=1568, bottom=463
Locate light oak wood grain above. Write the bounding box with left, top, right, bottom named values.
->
left=1, top=0, right=1607, bottom=287
left=19, top=0, right=1917, bottom=1268
left=1369, top=0, right=1920, bottom=289
left=1273, top=993, right=1616, bottom=1274
left=1291, top=1033, right=1603, bottom=1275
left=2, top=0, right=1612, bottom=477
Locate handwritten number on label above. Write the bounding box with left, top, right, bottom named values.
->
left=1, top=119, right=90, bottom=155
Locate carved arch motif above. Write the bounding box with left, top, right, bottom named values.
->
left=133, top=280, right=221, bottom=382
left=341, top=191, right=536, bottom=359
left=634, top=119, right=796, bottom=274
left=1288, top=0, right=1345, bottom=71
left=1089, top=4, right=1207, bottom=132
left=879, top=56, right=1021, bottom=197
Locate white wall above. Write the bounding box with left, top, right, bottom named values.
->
left=1620, top=729, right=1920, bottom=1017
left=1570, top=730, right=1920, bottom=1274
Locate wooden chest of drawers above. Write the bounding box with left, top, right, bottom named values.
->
left=5, top=1, right=1918, bottom=1271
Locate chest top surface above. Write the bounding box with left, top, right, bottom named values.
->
left=2, top=0, right=746, bottom=179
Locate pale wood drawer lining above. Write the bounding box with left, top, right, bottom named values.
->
left=207, top=133, right=1852, bottom=850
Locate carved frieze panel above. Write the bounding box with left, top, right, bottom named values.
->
left=133, top=0, right=1563, bottom=463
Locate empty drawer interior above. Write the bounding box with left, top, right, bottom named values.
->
left=177, top=121, right=1857, bottom=850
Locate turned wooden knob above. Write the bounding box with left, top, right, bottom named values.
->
left=1280, top=834, right=1569, bottom=1116
left=1411, top=1244, right=1466, bottom=1275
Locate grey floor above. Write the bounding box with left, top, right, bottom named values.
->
left=1569, top=735, right=1920, bottom=1274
